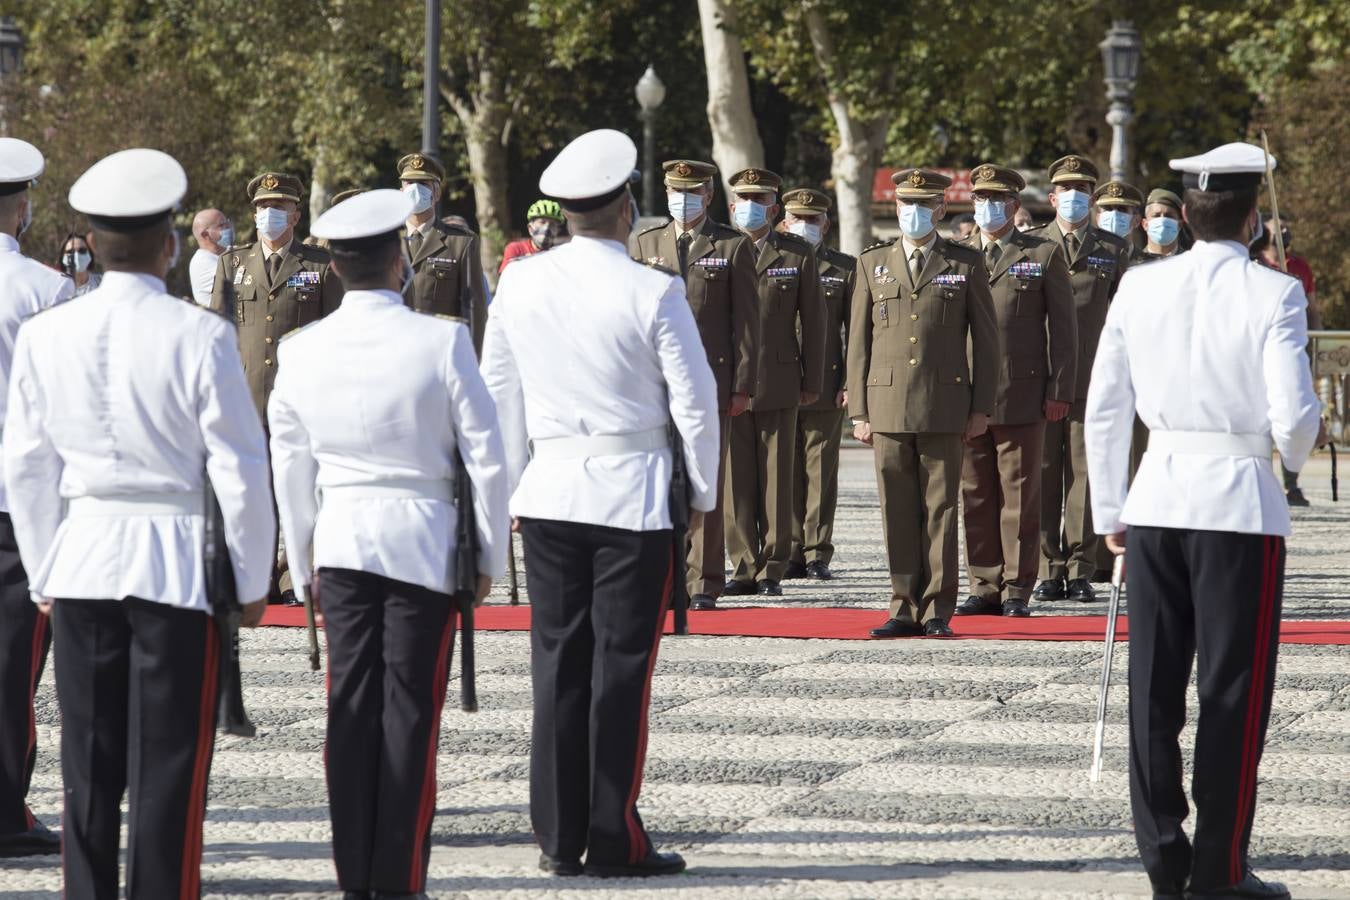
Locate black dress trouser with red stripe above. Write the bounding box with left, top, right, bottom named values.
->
left=319, top=568, right=457, bottom=895
left=52, top=596, right=219, bottom=900
left=0, top=513, right=50, bottom=836
left=521, top=518, right=672, bottom=867
left=1126, top=526, right=1284, bottom=893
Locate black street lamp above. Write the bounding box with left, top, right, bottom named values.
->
left=421, top=0, right=441, bottom=161
left=1100, top=20, right=1142, bottom=182
left=0, top=17, right=23, bottom=137
left=635, top=65, right=666, bottom=216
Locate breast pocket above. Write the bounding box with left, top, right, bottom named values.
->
left=769, top=275, right=798, bottom=315
left=871, top=287, right=898, bottom=329
left=937, top=285, right=967, bottom=326
left=1012, top=278, right=1044, bottom=317
left=234, top=281, right=259, bottom=326
left=690, top=264, right=726, bottom=312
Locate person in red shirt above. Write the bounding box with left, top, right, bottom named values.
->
left=1255, top=219, right=1320, bottom=506
left=499, top=199, right=565, bottom=273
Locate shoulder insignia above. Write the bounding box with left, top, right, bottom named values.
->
left=638, top=222, right=669, bottom=237
left=297, top=242, right=332, bottom=263
left=774, top=231, right=814, bottom=255
left=643, top=260, right=679, bottom=277
left=943, top=241, right=982, bottom=265
left=820, top=246, right=855, bottom=269
left=861, top=237, right=896, bottom=254
left=438, top=220, right=477, bottom=239
left=707, top=221, right=742, bottom=241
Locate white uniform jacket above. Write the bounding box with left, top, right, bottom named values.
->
left=268, top=289, right=510, bottom=605
left=0, top=233, right=74, bottom=511
left=3, top=271, right=275, bottom=610
left=1086, top=240, right=1321, bottom=537
left=481, top=235, right=720, bottom=531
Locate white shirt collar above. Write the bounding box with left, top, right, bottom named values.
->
left=338, top=288, right=404, bottom=308
left=569, top=234, right=627, bottom=253
left=901, top=234, right=937, bottom=263
left=406, top=218, right=435, bottom=238
left=0, top=233, right=19, bottom=254
left=99, top=270, right=167, bottom=294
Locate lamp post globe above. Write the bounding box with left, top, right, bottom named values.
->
left=635, top=65, right=666, bottom=216
left=1099, top=20, right=1142, bottom=182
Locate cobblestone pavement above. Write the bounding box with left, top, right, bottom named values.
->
left=5, top=448, right=1348, bottom=899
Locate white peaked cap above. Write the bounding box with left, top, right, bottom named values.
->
left=0, top=138, right=44, bottom=192
left=1169, top=142, right=1273, bottom=192
left=310, top=188, right=415, bottom=241
left=69, top=148, right=187, bottom=219
left=539, top=129, right=637, bottom=208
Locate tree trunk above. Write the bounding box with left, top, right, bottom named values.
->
left=463, top=110, right=510, bottom=287
left=802, top=4, right=888, bottom=257
left=309, top=145, right=332, bottom=225
left=697, top=0, right=764, bottom=189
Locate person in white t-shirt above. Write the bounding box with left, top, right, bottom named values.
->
left=188, top=207, right=232, bottom=306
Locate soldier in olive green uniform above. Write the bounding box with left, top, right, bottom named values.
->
left=953, top=164, right=1077, bottom=619
left=630, top=160, right=757, bottom=609
left=720, top=169, right=826, bottom=598
left=211, top=171, right=344, bottom=602
left=781, top=188, right=854, bottom=581
left=397, top=152, right=487, bottom=354
left=1028, top=156, right=1130, bottom=604
left=848, top=169, right=999, bottom=638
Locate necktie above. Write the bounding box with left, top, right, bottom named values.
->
left=910, top=248, right=924, bottom=286
left=985, top=242, right=1001, bottom=271
left=408, top=231, right=424, bottom=259
left=1065, top=232, right=1079, bottom=258
left=677, top=232, right=693, bottom=277
left=266, top=253, right=280, bottom=283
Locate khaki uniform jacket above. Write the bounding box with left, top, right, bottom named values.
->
left=748, top=230, right=826, bottom=412
left=958, top=229, right=1078, bottom=425
left=404, top=220, right=486, bottom=354
left=1029, top=223, right=1130, bottom=402
left=631, top=218, right=757, bottom=410
left=210, top=237, right=344, bottom=415
left=846, top=236, right=998, bottom=435
left=802, top=245, right=855, bottom=412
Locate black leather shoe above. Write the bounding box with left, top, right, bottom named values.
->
left=924, top=619, right=955, bottom=637
left=584, top=849, right=686, bottom=878
left=690, top=593, right=717, bottom=611
left=783, top=560, right=809, bottom=579
left=1002, top=598, right=1031, bottom=617
left=282, top=589, right=304, bottom=608
left=805, top=560, right=833, bottom=580
left=539, top=853, right=583, bottom=876
left=1033, top=577, right=1067, bottom=601
left=869, top=618, right=922, bottom=638
left=1286, top=487, right=1310, bottom=507
left=1190, top=869, right=1290, bottom=899
left=954, top=595, right=1002, bottom=617
left=0, top=822, right=60, bottom=857
left=1066, top=578, right=1096, bottom=602
left=1089, top=568, right=1112, bottom=584
left=722, top=579, right=756, bottom=596
left=757, top=579, right=782, bottom=596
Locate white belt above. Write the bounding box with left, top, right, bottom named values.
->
left=530, top=426, right=669, bottom=460
left=320, top=478, right=453, bottom=503
left=66, top=492, right=203, bottom=518
left=1147, top=430, right=1273, bottom=458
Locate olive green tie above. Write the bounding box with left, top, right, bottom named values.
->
left=985, top=241, right=1001, bottom=271
left=909, top=247, right=923, bottom=286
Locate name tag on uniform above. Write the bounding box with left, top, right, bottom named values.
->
left=233, top=267, right=245, bottom=285
left=933, top=274, right=967, bottom=285
left=1086, top=255, right=1116, bottom=271
left=1008, top=261, right=1043, bottom=279
left=767, top=266, right=799, bottom=277
left=694, top=257, right=728, bottom=268
left=821, top=275, right=846, bottom=285
left=428, top=256, right=457, bottom=267
left=287, top=271, right=321, bottom=290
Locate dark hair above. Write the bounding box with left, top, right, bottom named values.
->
left=91, top=219, right=169, bottom=271
left=327, top=231, right=401, bottom=288
left=58, top=231, right=95, bottom=272
left=1182, top=186, right=1257, bottom=242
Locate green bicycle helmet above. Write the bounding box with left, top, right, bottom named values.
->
left=527, top=198, right=564, bottom=223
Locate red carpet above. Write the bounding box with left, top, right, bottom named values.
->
left=261, top=603, right=1350, bottom=645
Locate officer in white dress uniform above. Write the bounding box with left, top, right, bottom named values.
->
left=0, top=138, right=73, bottom=859
left=3, top=149, right=275, bottom=899
left=1086, top=143, right=1321, bottom=900
left=268, top=189, right=510, bottom=900
left=482, top=130, right=719, bottom=879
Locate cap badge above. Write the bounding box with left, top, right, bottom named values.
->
left=1106, top=183, right=1123, bottom=198
left=1198, top=171, right=1210, bottom=191
left=908, top=171, right=925, bottom=187
left=675, top=162, right=692, bottom=178
left=976, top=166, right=995, bottom=182
left=744, top=170, right=760, bottom=184
left=1063, top=158, right=1081, bottom=173
left=410, top=156, right=425, bottom=170
left=261, top=174, right=279, bottom=191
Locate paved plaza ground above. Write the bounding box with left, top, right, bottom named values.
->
left=4, top=447, right=1348, bottom=899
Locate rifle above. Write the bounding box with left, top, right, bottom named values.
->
left=1331, top=442, right=1339, bottom=502
left=208, top=276, right=256, bottom=736
left=668, top=423, right=691, bottom=636
left=452, top=259, right=480, bottom=713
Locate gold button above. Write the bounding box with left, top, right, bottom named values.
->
left=910, top=292, right=918, bottom=301
left=269, top=293, right=276, bottom=301
left=831, top=363, right=838, bottom=370
left=909, top=358, right=917, bottom=366
left=955, top=376, right=963, bottom=383
left=910, top=313, right=918, bottom=321
left=718, top=357, right=726, bottom=364
left=266, top=315, right=274, bottom=322
left=264, top=358, right=273, bottom=366
left=909, top=336, right=917, bottom=344
left=265, top=337, right=273, bottom=344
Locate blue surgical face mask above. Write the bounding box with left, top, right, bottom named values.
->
left=732, top=199, right=768, bottom=231
left=788, top=220, right=822, bottom=246
left=668, top=191, right=704, bottom=224
left=973, top=198, right=1007, bottom=232
left=1146, top=216, right=1179, bottom=247
left=255, top=206, right=290, bottom=242
left=1056, top=189, right=1090, bottom=225
left=898, top=204, right=935, bottom=240
left=404, top=183, right=434, bottom=214
left=1097, top=209, right=1132, bottom=238
left=217, top=226, right=234, bottom=249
